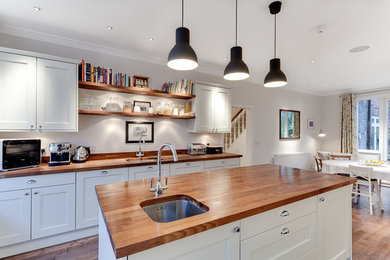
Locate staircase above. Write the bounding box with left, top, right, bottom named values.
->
left=224, top=108, right=247, bottom=151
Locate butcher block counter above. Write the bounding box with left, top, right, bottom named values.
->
left=96, top=164, right=356, bottom=260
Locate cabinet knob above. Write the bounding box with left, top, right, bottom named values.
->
left=319, top=197, right=325, bottom=202
left=30, top=125, right=34, bottom=128
left=147, top=166, right=154, bottom=170
left=27, top=180, right=37, bottom=184
left=39, top=125, right=42, bottom=129
left=281, top=227, right=290, bottom=235
left=186, top=162, right=191, bottom=166
left=233, top=226, right=240, bottom=233
left=24, top=192, right=30, bottom=196
left=34, top=192, right=39, bottom=195
left=101, top=171, right=108, bottom=174
left=280, top=210, right=289, bottom=217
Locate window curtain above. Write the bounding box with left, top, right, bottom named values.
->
left=340, top=93, right=357, bottom=157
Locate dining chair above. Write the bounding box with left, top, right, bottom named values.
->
left=313, top=156, right=322, bottom=172
left=349, top=165, right=384, bottom=215
left=331, top=154, right=352, bottom=160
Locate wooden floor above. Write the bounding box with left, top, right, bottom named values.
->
left=5, top=187, right=390, bottom=260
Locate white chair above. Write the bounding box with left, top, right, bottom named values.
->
left=349, top=165, right=384, bottom=215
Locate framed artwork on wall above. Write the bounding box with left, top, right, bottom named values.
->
left=125, top=121, right=154, bottom=143
left=307, top=119, right=314, bottom=128
left=279, top=109, right=300, bottom=139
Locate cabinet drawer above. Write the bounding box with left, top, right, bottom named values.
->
left=241, top=213, right=316, bottom=260
left=241, top=196, right=316, bottom=240
left=170, top=161, right=204, bottom=175
left=130, top=164, right=169, bottom=181
left=204, top=158, right=240, bottom=169
left=0, top=172, right=75, bottom=192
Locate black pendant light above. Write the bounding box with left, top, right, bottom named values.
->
left=223, top=0, right=249, bottom=81
left=264, top=1, right=287, bottom=88
left=167, top=0, right=198, bottom=71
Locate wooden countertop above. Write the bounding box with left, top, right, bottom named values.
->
left=96, top=164, right=356, bottom=258
left=0, top=153, right=241, bottom=179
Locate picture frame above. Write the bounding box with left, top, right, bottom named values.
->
left=279, top=109, right=300, bottom=140
left=307, top=119, right=314, bottom=128
left=125, top=121, right=154, bottom=143
left=133, top=100, right=151, bottom=113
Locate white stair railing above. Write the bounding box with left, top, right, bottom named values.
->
left=224, top=109, right=247, bottom=150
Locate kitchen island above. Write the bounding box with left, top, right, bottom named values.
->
left=97, top=164, right=356, bottom=260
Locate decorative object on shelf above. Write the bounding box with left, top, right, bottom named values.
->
left=134, top=100, right=151, bottom=113
left=279, top=109, right=300, bottom=139
left=307, top=119, right=314, bottom=128
left=264, top=1, right=287, bottom=88
left=185, top=102, right=191, bottom=115
left=126, top=121, right=154, bottom=143
left=79, top=110, right=195, bottom=119
left=133, top=75, right=149, bottom=88
left=163, top=102, right=171, bottom=115
left=318, top=129, right=326, bottom=137
left=123, top=103, right=132, bottom=113
left=223, top=0, right=249, bottom=81
left=148, top=107, right=154, bottom=114
left=167, top=0, right=198, bottom=71
left=161, top=79, right=193, bottom=94
left=102, top=97, right=122, bottom=112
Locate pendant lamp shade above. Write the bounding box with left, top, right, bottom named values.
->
left=224, top=46, right=249, bottom=81
left=264, top=58, right=287, bottom=87
left=264, top=1, right=287, bottom=88
left=167, top=27, right=198, bottom=71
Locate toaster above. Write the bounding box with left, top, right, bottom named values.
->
left=187, top=143, right=206, bottom=155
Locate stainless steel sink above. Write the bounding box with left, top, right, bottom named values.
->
left=140, top=195, right=209, bottom=223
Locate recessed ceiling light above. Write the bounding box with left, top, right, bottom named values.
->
left=311, top=59, right=315, bottom=64
left=224, top=57, right=228, bottom=61
left=106, top=26, right=113, bottom=30
left=303, top=79, right=307, bottom=82
left=314, top=24, right=327, bottom=34
left=324, top=84, right=328, bottom=87
left=33, top=6, right=41, bottom=11
left=148, top=37, right=154, bottom=41
left=349, top=45, right=370, bottom=53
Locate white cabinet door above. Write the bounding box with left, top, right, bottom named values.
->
left=170, top=161, right=204, bottom=175
left=317, top=185, right=352, bottom=260
left=192, top=84, right=215, bottom=132
left=31, top=184, right=75, bottom=239
left=127, top=221, right=240, bottom=260
left=204, top=158, right=240, bottom=170
left=0, top=52, right=36, bottom=130
left=214, top=87, right=231, bottom=133
left=130, top=164, right=169, bottom=181
left=76, top=168, right=129, bottom=229
left=241, top=213, right=316, bottom=260
left=0, top=189, right=31, bottom=247
left=37, top=59, right=77, bottom=131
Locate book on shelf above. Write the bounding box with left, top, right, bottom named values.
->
left=161, top=79, right=193, bottom=95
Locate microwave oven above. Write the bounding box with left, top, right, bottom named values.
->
left=0, top=139, right=41, bottom=171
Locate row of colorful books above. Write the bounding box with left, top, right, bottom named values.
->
left=78, top=60, right=133, bottom=87
left=161, top=79, right=193, bottom=95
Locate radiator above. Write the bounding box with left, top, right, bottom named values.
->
left=273, top=152, right=311, bottom=170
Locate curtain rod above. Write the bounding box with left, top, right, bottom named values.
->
left=339, top=87, right=390, bottom=97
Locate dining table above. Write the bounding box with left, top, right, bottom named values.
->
left=322, top=160, right=390, bottom=181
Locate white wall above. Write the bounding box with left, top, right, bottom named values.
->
left=0, top=33, right=324, bottom=164
left=319, top=95, right=341, bottom=153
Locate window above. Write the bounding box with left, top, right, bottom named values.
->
left=357, top=99, right=380, bottom=151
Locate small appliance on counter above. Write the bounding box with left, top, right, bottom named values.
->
left=73, top=146, right=90, bottom=163
left=0, top=139, right=41, bottom=171
left=49, top=143, right=71, bottom=166
left=206, top=144, right=224, bottom=154
left=187, top=143, right=206, bottom=155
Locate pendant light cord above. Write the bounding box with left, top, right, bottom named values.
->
left=182, top=0, right=184, bottom=27
left=235, top=0, right=238, bottom=46
left=274, top=14, right=277, bottom=58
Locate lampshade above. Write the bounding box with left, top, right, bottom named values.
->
left=167, top=27, right=198, bottom=71
left=224, top=46, right=249, bottom=81
left=264, top=58, right=287, bottom=88
left=318, top=129, right=326, bottom=137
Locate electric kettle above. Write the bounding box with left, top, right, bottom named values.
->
left=73, top=146, right=90, bottom=163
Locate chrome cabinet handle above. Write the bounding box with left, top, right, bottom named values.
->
left=186, top=162, right=191, bottom=166
left=221, top=160, right=225, bottom=164
left=280, top=210, right=289, bottom=217
left=30, top=125, right=34, bottom=128
left=281, top=228, right=290, bottom=235
left=27, top=180, right=37, bottom=184
left=34, top=192, right=39, bottom=195
left=147, top=166, right=154, bottom=170
left=24, top=192, right=30, bottom=196
left=101, top=171, right=108, bottom=174
left=319, top=197, right=325, bottom=202
left=233, top=226, right=240, bottom=233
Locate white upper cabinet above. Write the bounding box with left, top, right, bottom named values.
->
left=37, top=59, right=78, bottom=131
left=0, top=53, right=36, bottom=130
left=188, top=84, right=231, bottom=133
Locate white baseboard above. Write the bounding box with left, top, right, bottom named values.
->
left=0, top=226, right=98, bottom=258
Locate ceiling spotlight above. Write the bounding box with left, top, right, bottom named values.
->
left=349, top=45, right=370, bottom=53
left=33, top=6, right=41, bottom=11
left=106, top=26, right=113, bottom=30
left=314, top=24, right=327, bottom=34
left=311, top=60, right=315, bottom=64
left=148, top=37, right=154, bottom=41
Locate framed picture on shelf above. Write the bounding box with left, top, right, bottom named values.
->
left=133, top=75, right=149, bottom=88
left=307, top=119, right=314, bottom=128
left=133, top=100, right=151, bottom=113
left=125, top=121, right=154, bottom=143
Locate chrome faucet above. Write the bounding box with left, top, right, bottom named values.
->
left=150, top=143, right=178, bottom=197
left=136, top=135, right=145, bottom=158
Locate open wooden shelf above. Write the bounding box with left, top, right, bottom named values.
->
left=78, top=81, right=195, bottom=100
left=79, top=110, right=196, bottom=119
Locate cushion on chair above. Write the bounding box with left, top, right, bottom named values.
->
left=317, top=151, right=331, bottom=160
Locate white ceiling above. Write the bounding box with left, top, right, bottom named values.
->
left=1, top=0, right=389, bottom=96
